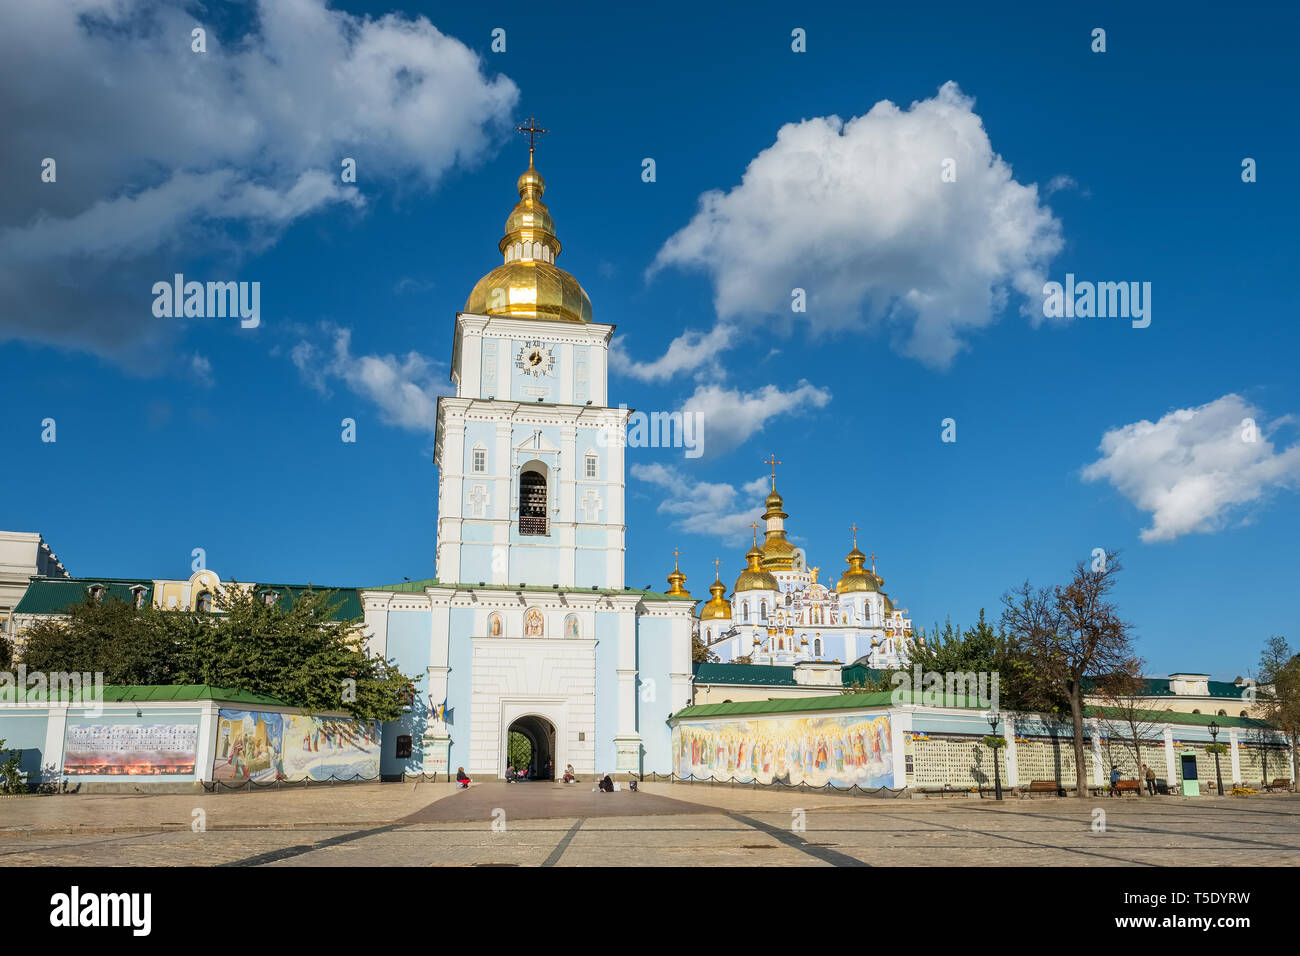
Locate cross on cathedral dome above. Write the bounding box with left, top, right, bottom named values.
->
left=462, top=117, right=594, bottom=324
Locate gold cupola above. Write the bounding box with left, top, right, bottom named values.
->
left=734, top=527, right=779, bottom=593
left=699, top=559, right=732, bottom=620
left=463, top=123, right=593, bottom=324
left=836, top=524, right=883, bottom=594
left=758, top=478, right=798, bottom=571
left=665, top=550, right=691, bottom=598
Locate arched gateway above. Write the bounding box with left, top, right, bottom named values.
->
left=505, top=715, right=556, bottom=779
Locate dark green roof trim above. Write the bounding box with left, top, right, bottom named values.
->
left=1, top=684, right=289, bottom=706
left=1081, top=676, right=1250, bottom=700
left=693, top=662, right=799, bottom=686
left=367, top=578, right=694, bottom=601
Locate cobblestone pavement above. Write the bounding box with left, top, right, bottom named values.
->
left=2, top=781, right=1298, bottom=866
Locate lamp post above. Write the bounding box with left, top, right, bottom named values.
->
left=987, top=711, right=1003, bottom=800
left=1208, top=721, right=1225, bottom=796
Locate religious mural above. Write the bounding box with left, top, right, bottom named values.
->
left=673, top=713, right=894, bottom=789
left=213, top=709, right=381, bottom=782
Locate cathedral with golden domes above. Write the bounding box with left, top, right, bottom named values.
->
left=696, top=463, right=915, bottom=670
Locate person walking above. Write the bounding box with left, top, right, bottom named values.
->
left=1142, top=763, right=1156, bottom=796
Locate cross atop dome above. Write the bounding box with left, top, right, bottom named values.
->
left=763, top=453, right=781, bottom=490
left=516, top=115, right=549, bottom=166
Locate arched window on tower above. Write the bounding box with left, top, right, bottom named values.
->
left=814, top=638, right=822, bottom=657
left=742, top=601, right=750, bottom=622
left=196, top=591, right=213, bottom=613
left=519, top=468, right=549, bottom=535
left=759, top=600, right=767, bottom=622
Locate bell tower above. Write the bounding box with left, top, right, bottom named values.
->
left=434, top=122, right=628, bottom=589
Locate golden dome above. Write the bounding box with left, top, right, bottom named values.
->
left=734, top=534, right=779, bottom=593
left=759, top=482, right=797, bottom=571
left=837, top=527, right=884, bottom=594
left=665, top=550, right=691, bottom=598
left=699, top=571, right=731, bottom=620
left=462, top=155, right=593, bottom=324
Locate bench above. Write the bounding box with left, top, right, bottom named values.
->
left=1265, top=778, right=1292, bottom=792
left=1114, top=779, right=1141, bottom=796
left=1025, top=779, right=1063, bottom=797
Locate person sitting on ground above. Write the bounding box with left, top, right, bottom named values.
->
left=563, top=763, right=577, bottom=783
left=456, top=766, right=471, bottom=789
left=505, top=764, right=517, bottom=783
left=599, top=773, right=614, bottom=793
left=628, top=775, right=638, bottom=793
left=1109, top=765, right=1121, bottom=796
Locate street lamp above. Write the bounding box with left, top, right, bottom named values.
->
left=1208, top=721, right=1225, bottom=796
left=986, top=711, right=1003, bottom=800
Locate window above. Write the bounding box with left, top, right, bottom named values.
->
left=519, top=469, right=548, bottom=535
left=395, top=735, right=413, bottom=759
left=1217, top=709, right=1226, bottom=716
left=814, top=639, right=822, bottom=656
left=131, top=587, right=147, bottom=610
left=759, top=600, right=767, bottom=621
left=1192, top=709, right=1200, bottom=715
left=88, top=585, right=104, bottom=602
left=195, top=591, right=213, bottom=613
left=1240, top=710, right=1248, bottom=718
left=262, top=591, right=277, bottom=606
left=584, top=453, right=598, bottom=479
left=472, top=445, right=487, bottom=474
left=742, top=601, right=750, bottom=622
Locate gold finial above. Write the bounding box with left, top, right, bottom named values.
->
left=672, top=547, right=682, bottom=570
left=870, top=552, right=878, bottom=573
left=763, top=454, right=781, bottom=490
left=850, top=522, right=859, bottom=549
left=516, top=116, right=549, bottom=167
left=750, top=521, right=760, bottom=547
left=712, top=557, right=722, bottom=580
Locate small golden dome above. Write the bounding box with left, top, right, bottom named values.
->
left=665, top=550, right=690, bottom=598
left=734, top=537, right=778, bottom=593
left=837, top=527, right=883, bottom=594
left=759, top=480, right=797, bottom=571
left=699, top=570, right=731, bottom=620
left=462, top=154, right=592, bottom=324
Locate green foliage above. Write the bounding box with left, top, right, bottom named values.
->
left=507, top=731, right=532, bottom=769
left=1205, top=743, right=1229, bottom=755
left=982, top=735, right=1006, bottom=750
left=17, top=587, right=418, bottom=721
left=692, top=633, right=718, bottom=664
left=0, top=739, right=26, bottom=794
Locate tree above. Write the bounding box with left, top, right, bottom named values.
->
left=1094, top=660, right=1167, bottom=795
left=1255, top=635, right=1300, bottom=791
left=0, top=739, right=25, bottom=794
left=20, top=595, right=181, bottom=684
left=1001, top=552, right=1137, bottom=799
left=18, top=586, right=418, bottom=721
left=692, top=633, right=718, bottom=664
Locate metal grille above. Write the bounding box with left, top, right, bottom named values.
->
left=519, top=470, right=548, bottom=535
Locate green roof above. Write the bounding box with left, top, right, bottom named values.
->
left=1081, top=675, right=1250, bottom=700
left=367, top=578, right=694, bottom=601
left=14, top=577, right=361, bottom=622
left=15, top=578, right=153, bottom=614
left=3, top=684, right=290, bottom=706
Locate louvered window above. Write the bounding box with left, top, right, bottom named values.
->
left=519, top=470, right=548, bottom=535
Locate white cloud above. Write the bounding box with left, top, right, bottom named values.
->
left=1045, top=174, right=1078, bottom=196
left=189, top=353, right=214, bottom=388
left=292, top=327, right=452, bottom=432
left=632, top=463, right=770, bottom=545
left=610, top=322, right=736, bottom=383
left=683, top=381, right=832, bottom=456
left=1082, top=394, right=1300, bottom=542
left=648, top=82, right=1063, bottom=370
left=0, top=0, right=517, bottom=363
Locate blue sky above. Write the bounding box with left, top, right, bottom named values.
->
left=2, top=0, right=1297, bottom=679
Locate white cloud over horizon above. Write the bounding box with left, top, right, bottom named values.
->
left=1082, top=394, right=1300, bottom=542
left=0, top=0, right=517, bottom=367
left=643, top=81, right=1063, bottom=374
left=684, top=381, right=832, bottom=456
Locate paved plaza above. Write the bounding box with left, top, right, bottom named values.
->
left=1, top=781, right=1298, bottom=866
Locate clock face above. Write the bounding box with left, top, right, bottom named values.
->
left=514, top=339, right=555, bottom=378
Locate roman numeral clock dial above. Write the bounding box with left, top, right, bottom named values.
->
left=514, top=339, right=555, bottom=378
